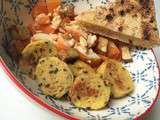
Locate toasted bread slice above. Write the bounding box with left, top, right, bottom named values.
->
left=76, top=0, right=160, bottom=48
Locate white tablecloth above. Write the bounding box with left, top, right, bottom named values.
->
left=0, top=67, right=64, bottom=120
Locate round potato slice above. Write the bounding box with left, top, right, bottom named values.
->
left=69, top=74, right=111, bottom=110
left=19, top=40, right=58, bottom=76
left=97, top=59, right=134, bottom=98
left=69, top=60, right=95, bottom=77
left=35, top=57, right=73, bottom=98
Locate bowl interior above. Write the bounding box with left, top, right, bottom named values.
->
left=0, top=0, right=160, bottom=120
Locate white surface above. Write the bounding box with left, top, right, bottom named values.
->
left=0, top=67, right=65, bottom=120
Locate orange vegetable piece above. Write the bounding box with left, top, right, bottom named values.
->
left=31, top=0, right=48, bottom=18
left=46, top=0, right=61, bottom=13
left=55, top=35, right=69, bottom=52
left=107, top=41, right=121, bottom=60
left=65, top=29, right=81, bottom=41
left=39, top=24, right=56, bottom=34
left=35, top=13, right=51, bottom=25
left=98, top=54, right=108, bottom=61
left=28, top=22, right=55, bottom=34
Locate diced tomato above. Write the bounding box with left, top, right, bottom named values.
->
left=28, top=22, right=56, bottom=34
left=65, top=29, right=81, bottom=41
left=31, top=0, right=48, bottom=18
left=35, top=13, right=51, bottom=25
left=46, top=0, right=61, bottom=13
left=55, top=35, right=69, bottom=52
left=39, top=24, right=56, bottom=34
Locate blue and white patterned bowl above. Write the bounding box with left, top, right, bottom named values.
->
left=0, top=0, right=160, bottom=120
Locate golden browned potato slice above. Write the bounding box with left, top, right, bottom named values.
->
left=69, top=74, right=110, bottom=110
left=69, top=60, right=95, bottom=77
left=97, top=59, right=134, bottom=98
left=19, top=40, right=58, bottom=77
left=35, top=57, right=73, bottom=98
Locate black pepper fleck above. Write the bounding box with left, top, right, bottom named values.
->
left=109, top=72, right=112, bottom=76
left=38, top=83, right=42, bottom=87
left=109, top=8, right=114, bottom=12
left=100, top=75, right=103, bottom=79
left=81, top=78, right=84, bottom=81
left=63, top=68, right=67, bottom=71
left=118, top=26, right=123, bottom=32
left=83, top=70, right=88, bottom=74
left=49, top=49, right=52, bottom=53
left=77, top=96, right=81, bottom=100
left=105, top=14, right=113, bottom=22
left=45, top=84, right=50, bottom=88
left=121, top=0, right=125, bottom=5
left=50, top=64, right=53, bottom=67
left=119, top=10, right=125, bottom=16
left=40, top=59, right=45, bottom=64
left=49, top=68, right=58, bottom=74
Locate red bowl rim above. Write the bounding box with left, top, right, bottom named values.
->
left=0, top=49, right=159, bottom=120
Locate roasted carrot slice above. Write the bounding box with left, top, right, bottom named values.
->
left=31, top=0, right=48, bottom=18
left=46, top=0, right=61, bottom=13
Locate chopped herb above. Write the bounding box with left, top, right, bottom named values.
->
left=49, top=67, right=58, bottom=74
left=45, top=84, right=50, bottom=88
left=49, top=49, right=52, bottom=53
left=38, top=83, right=42, bottom=87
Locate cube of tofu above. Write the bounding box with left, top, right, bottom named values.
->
left=87, top=34, right=97, bottom=48
left=74, top=43, right=87, bottom=54
left=79, top=36, right=88, bottom=47
left=97, top=37, right=108, bottom=53
left=51, top=15, right=62, bottom=29
left=120, top=46, right=132, bottom=62
left=31, top=33, right=53, bottom=42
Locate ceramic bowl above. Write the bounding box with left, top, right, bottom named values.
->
left=0, top=0, right=160, bottom=120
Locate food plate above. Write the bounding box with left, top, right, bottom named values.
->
left=0, top=0, right=160, bottom=120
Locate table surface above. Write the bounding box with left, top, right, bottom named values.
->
left=0, top=48, right=160, bottom=120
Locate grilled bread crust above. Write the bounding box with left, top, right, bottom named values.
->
left=76, top=0, right=160, bottom=48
